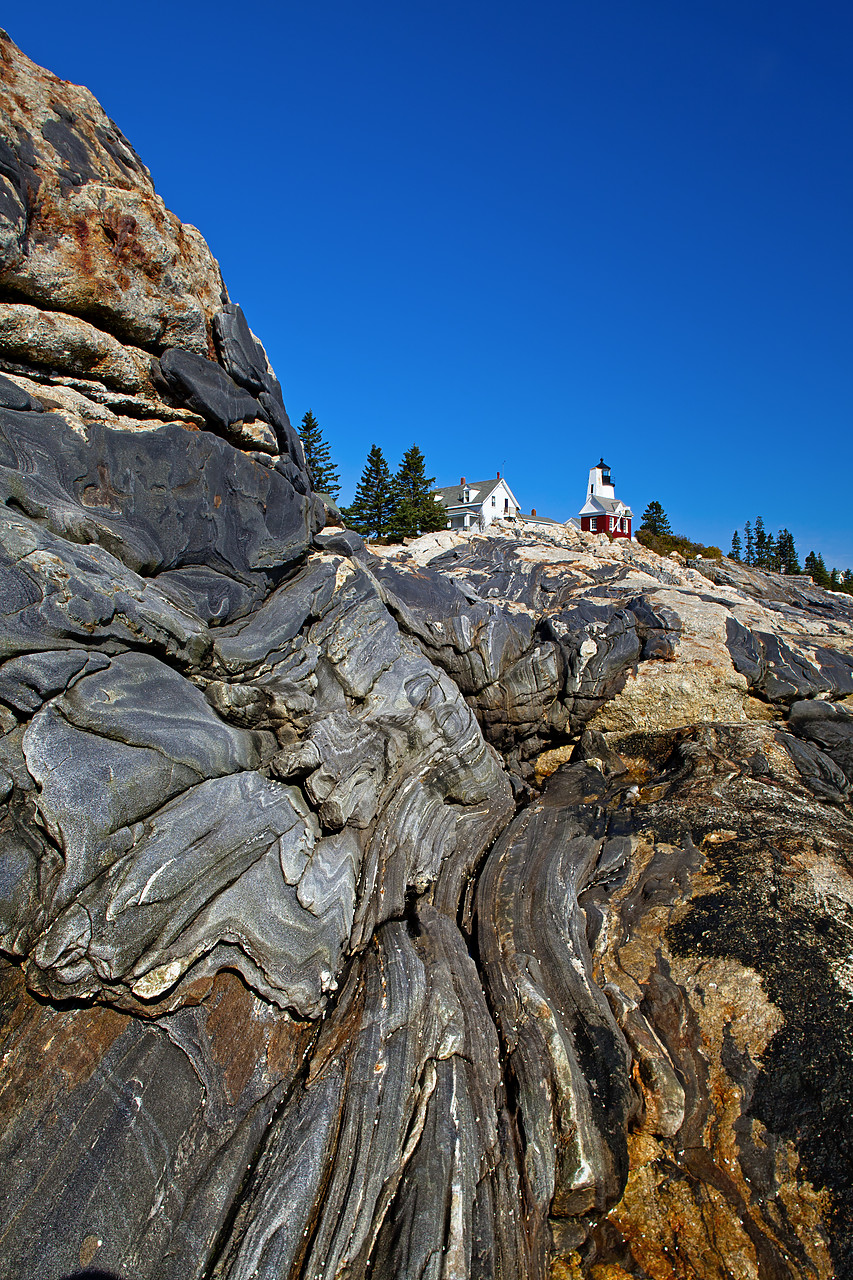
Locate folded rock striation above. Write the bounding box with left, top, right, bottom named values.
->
left=1, top=31, right=852, bottom=1280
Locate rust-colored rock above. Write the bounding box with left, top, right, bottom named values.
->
left=0, top=29, right=225, bottom=353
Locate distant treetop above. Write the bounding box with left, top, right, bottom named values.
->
left=299, top=410, right=341, bottom=502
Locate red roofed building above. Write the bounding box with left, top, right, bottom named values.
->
left=577, top=459, right=633, bottom=539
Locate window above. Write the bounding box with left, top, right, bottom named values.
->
left=590, top=516, right=597, bottom=531
left=491, top=496, right=496, bottom=506
left=464, top=488, right=470, bottom=502
left=504, top=498, right=509, bottom=511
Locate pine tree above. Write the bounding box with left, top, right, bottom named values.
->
left=753, top=516, right=768, bottom=568
left=730, top=530, right=742, bottom=561
left=341, top=445, right=395, bottom=538
left=776, top=529, right=801, bottom=575
left=388, top=445, right=448, bottom=541
left=744, top=521, right=754, bottom=565
left=639, top=501, right=673, bottom=537
left=299, top=410, right=341, bottom=501
left=389, top=445, right=448, bottom=540
left=805, top=551, right=831, bottom=588
left=765, top=531, right=777, bottom=571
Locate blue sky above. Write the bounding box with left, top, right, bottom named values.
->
left=8, top=2, right=853, bottom=565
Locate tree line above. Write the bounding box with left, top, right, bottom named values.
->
left=729, top=518, right=800, bottom=572
left=730, top=517, right=853, bottom=593
left=640, top=501, right=853, bottom=594
left=297, top=411, right=447, bottom=541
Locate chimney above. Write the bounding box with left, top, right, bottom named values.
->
left=460, top=476, right=465, bottom=486
left=531, top=508, right=536, bottom=516
left=497, top=471, right=500, bottom=479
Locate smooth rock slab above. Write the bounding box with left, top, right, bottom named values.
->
left=0, top=369, right=43, bottom=411
left=0, top=507, right=210, bottom=664
left=158, top=347, right=265, bottom=434
left=31, top=770, right=353, bottom=1015
left=21, top=651, right=270, bottom=915
left=0, top=408, right=320, bottom=578
left=0, top=965, right=314, bottom=1280
left=788, top=698, right=853, bottom=781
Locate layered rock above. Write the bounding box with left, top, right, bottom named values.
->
left=1, top=33, right=853, bottom=1280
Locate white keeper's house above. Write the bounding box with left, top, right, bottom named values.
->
left=433, top=473, right=521, bottom=530
left=577, top=458, right=633, bottom=539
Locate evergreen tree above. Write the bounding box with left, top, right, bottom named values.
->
left=341, top=445, right=395, bottom=538
left=639, top=501, right=673, bottom=537
left=744, top=521, right=754, bottom=565
left=388, top=445, right=447, bottom=541
left=730, top=530, right=742, bottom=561
left=753, top=516, right=768, bottom=568
left=299, top=410, right=341, bottom=501
left=830, top=568, right=841, bottom=591
left=805, top=551, right=831, bottom=589
left=776, top=529, right=801, bottom=575
left=765, top=531, right=777, bottom=571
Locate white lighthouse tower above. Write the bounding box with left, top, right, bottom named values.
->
left=577, top=458, right=633, bottom=539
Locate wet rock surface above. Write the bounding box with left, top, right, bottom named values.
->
left=1, top=33, right=853, bottom=1280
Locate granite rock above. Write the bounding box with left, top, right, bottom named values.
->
left=0, top=30, right=225, bottom=353
left=0, top=301, right=157, bottom=393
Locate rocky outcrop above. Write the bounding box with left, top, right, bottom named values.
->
left=373, top=527, right=853, bottom=780
left=2, top=33, right=853, bottom=1280
left=0, top=31, right=224, bottom=352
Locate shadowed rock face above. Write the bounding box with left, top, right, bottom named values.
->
left=1, top=33, right=853, bottom=1280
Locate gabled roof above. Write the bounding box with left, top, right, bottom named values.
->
left=434, top=478, right=497, bottom=506
left=433, top=477, right=521, bottom=510
left=578, top=495, right=633, bottom=518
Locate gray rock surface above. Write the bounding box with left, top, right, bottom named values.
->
left=1, top=33, right=853, bottom=1280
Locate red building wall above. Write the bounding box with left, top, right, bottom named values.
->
left=580, top=515, right=632, bottom=539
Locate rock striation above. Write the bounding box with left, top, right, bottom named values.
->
left=1, top=32, right=853, bottom=1280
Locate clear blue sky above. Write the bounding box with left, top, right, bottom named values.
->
left=7, top=2, right=853, bottom=565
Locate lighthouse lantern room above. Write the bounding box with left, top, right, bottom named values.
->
left=577, top=458, right=633, bottom=539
